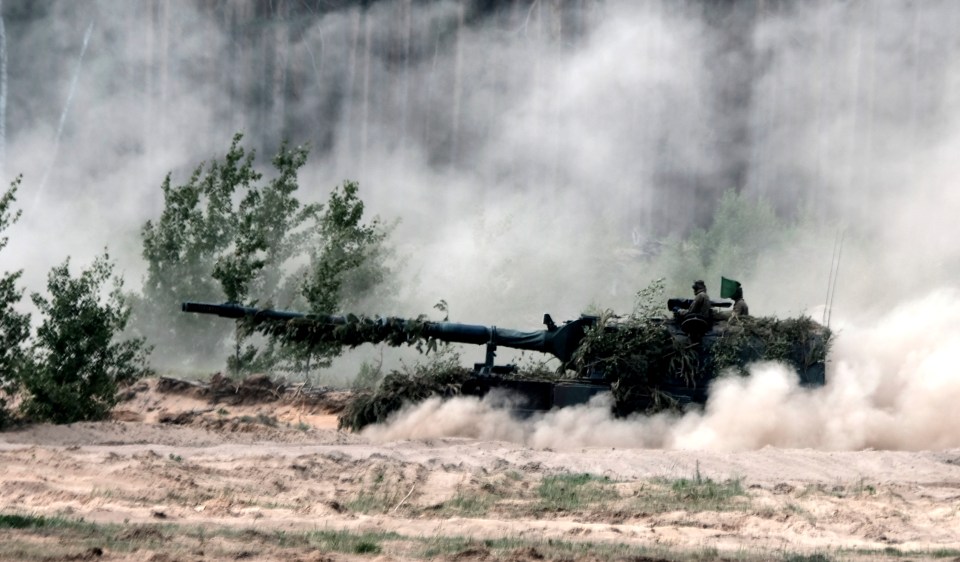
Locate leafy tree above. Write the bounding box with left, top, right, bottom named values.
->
left=212, top=142, right=321, bottom=303
left=136, top=134, right=391, bottom=378
left=136, top=134, right=321, bottom=373
left=303, top=180, right=388, bottom=313
left=135, top=134, right=260, bottom=368
left=0, top=177, right=30, bottom=426
left=283, top=180, right=391, bottom=371
left=211, top=141, right=322, bottom=374
left=19, top=253, right=151, bottom=423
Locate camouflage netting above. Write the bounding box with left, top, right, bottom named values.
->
left=575, top=314, right=832, bottom=417
left=336, top=355, right=560, bottom=431
left=571, top=313, right=689, bottom=416
left=337, top=364, right=472, bottom=431
left=708, top=316, right=832, bottom=377
left=248, top=314, right=435, bottom=352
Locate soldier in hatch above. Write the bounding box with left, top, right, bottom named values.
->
left=730, top=285, right=749, bottom=320
left=674, top=280, right=712, bottom=320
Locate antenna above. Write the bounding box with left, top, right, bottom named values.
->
left=823, top=230, right=845, bottom=327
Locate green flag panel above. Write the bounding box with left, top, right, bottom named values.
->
left=720, top=277, right=740, bottom=299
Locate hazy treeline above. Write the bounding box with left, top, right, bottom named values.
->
left=14, top=0, right=956, bottom=234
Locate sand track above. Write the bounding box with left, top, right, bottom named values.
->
left=2, top=378, right=960, bottom=561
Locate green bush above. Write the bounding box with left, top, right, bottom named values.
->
left=0, top=178, right=30, bottom=427
left=18, top=253, right=151, bottom=423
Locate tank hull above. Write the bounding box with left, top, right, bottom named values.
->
left=458, top=317, right=829, bottom=415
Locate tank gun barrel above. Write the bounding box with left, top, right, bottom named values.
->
left=180, top=301, right=592, bottom=365
left=666, top=298, right=732, bottom=311
left=181, top=301, right=309, bottom=321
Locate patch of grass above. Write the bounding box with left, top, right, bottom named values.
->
left=6, top=512, right=904, bottom=562
left=784, top=502, right=816, bottom=525
left=781, top=554, right=834, bottom=562
left=853, top=477, right=876, bottom=496
left=343, top=468, right=403, bottom=514
left=353, top=541, right=380, bottom=554
left=537, top=472, right=618, bottom=512
left=640, top=463, right=748, bottom=513
left=798, top=479, right=877, bottom=500
left=843, top=546, right=960, bottom=559
left=0, top=514, right=64, bottom=529
left=420, top=535, right=729, bottom=562
left=668, top=473, right=744, bottom=502
left=438, top=491, right=496, bottom=517
left=91, top=487, right=116, bottom=500
left=418, top=536, right=478, bottom=558
left=505, top=470, right=524, bottom=481
left=307, top=529, right=396, bottom=555
left=256, top=413, right=278, bottom=427
left=344, top=491, right=395, bottom=514
left=234, top=413, right=279, bottom=427
left=168, top=453, right=183, bottom=462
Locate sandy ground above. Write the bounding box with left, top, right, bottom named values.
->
left=2, top=377, right=960, bottom=561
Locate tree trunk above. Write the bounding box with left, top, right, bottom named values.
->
left=361, top=9, right=372, bottom=172
left=451, top=0, right=465, bottom=166
left=0, top=0, right=9, bottom=181
left=272, top=0, right=289, bottom=146
left=339, top=8, right=361, bottom=171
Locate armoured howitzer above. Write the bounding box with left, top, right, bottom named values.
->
left=182, top=301, right=606, bottom=409
left=181, top=301, right=590, bottom=368
left=181, top=300, right=830, bottom=415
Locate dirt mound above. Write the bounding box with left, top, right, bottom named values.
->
left=205, top=373, right=283, bottom=405
left=153, top=373, right=282, bottom=405
left=153, top=376, right=204, bottom=396
left=151, top=374, right=353, bottom=413
left=113, top=375, right=352, bottom=431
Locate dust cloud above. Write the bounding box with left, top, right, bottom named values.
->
left=11, top=1, right=959, bottom=321
left=365, top=288, right=960, bottom=451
